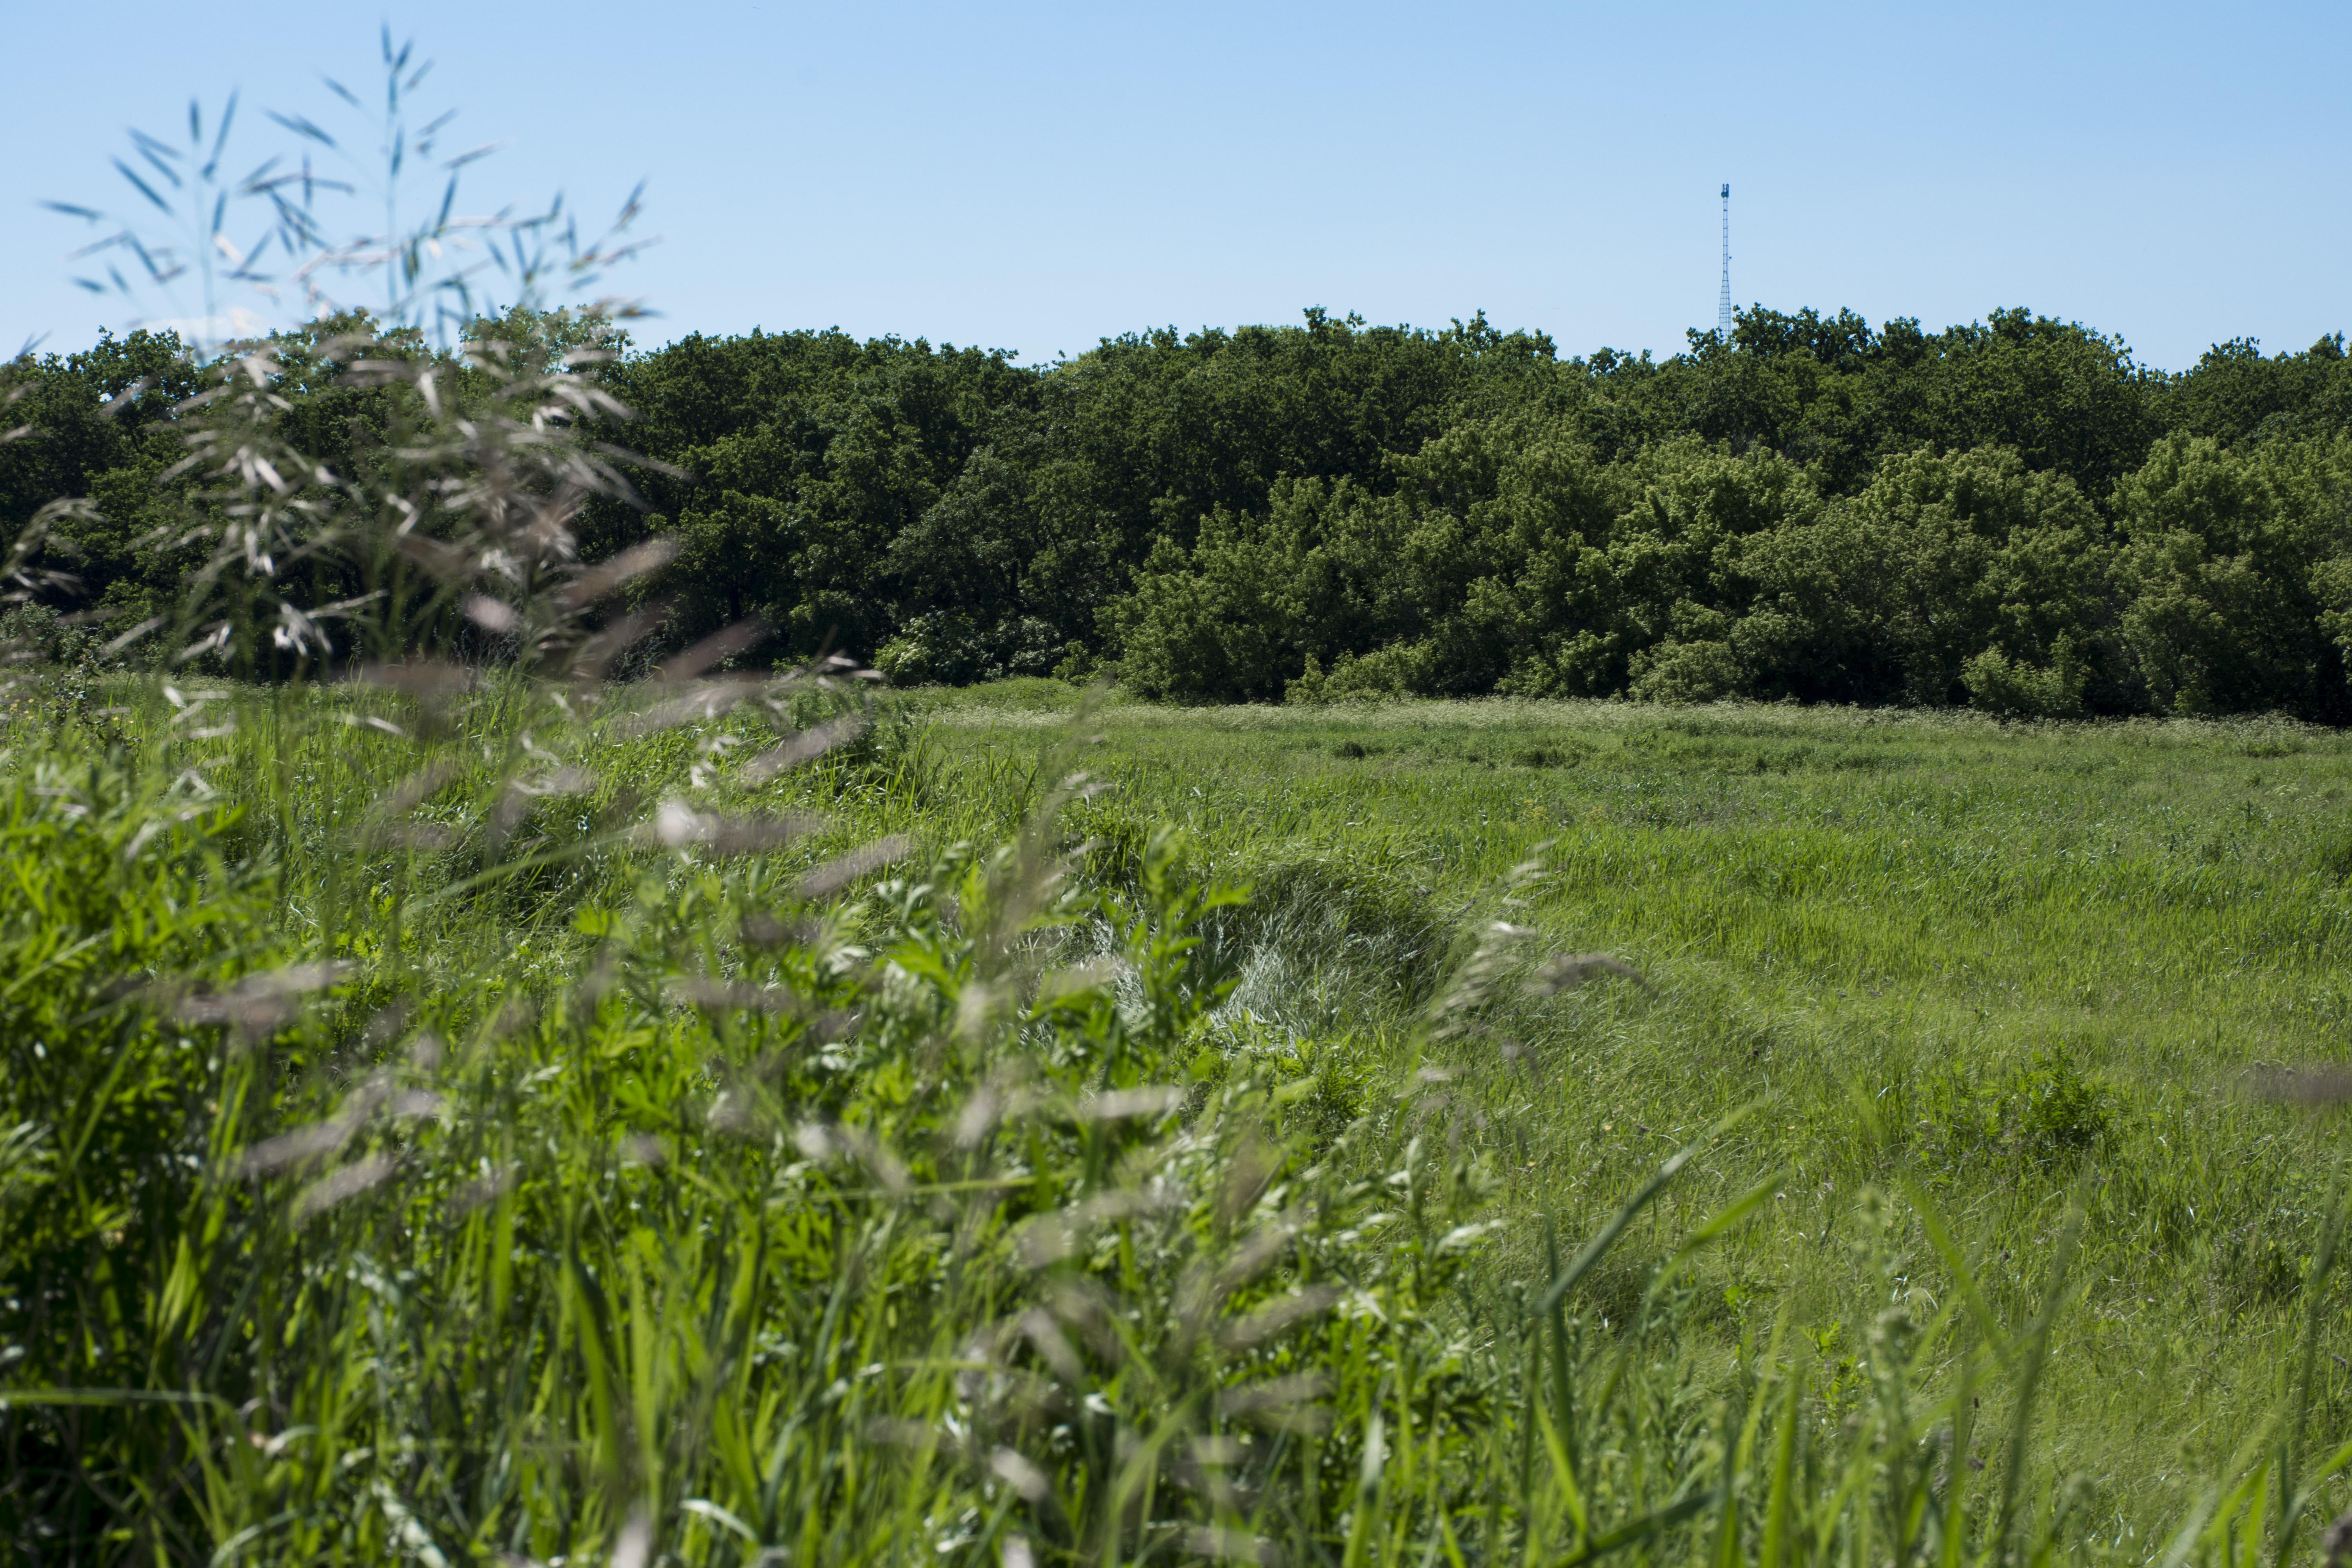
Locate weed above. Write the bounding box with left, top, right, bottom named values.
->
left=1915, top=1051, right=2114, bottom=1177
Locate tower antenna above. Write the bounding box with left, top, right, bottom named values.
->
left=1718, top=183, right=1734, bottom=342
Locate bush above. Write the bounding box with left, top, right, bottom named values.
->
left=2114, top=433, right=2352, bottom=721
left=0, top=603, right=95, bottom=667
left=874, top=610, right=1071, bottom=686
left=1630, top=639, right=1747, bottom=704
left=1962, top=638, right=2088, bottom=719
left=1286, top=644, right=1423, bottom=704
left=1915, top=1049, right=2112, bottom=1175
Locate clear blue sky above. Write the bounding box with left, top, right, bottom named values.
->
left=4, top=0, right=2345, bottom=371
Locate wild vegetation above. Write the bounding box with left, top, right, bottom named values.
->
left=9, top=658, right=2352, bottom=1563
left=13, top=304, right=2352, bottom=717
left=8, top=34, right=2352, bottom=1568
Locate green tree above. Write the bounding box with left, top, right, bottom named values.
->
left=2116, top=433, right=2352, bottom=719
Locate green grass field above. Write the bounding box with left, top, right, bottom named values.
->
left=8, top=669, right=2352, bottom=1563
left=916, top=685, right=2352, bottom=1532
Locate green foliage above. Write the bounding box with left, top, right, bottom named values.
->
left=2169, top=334, right=2352, bottom=446
left=1290, top=647, right=1419, bottom=706
left=1962, top=643, right=2088, bottom=719
left=0, top=753, right=276, bottom=1546
left=1914, top=1051, right=2113, bottom=1176
left=16, top=299, right=2352, bottom=717
left=2115, top=434, right=2352, bottom=720
left=10, top=672, right=2352, bottom=1562
left=1115, top=430, right=2146, bottom=713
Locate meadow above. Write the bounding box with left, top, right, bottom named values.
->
left=922, top=684, right=2352, bottom=1527
left=8, top=661, right=2351, bottom=1564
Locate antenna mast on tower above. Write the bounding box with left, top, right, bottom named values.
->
left=1718, top=183, right=1734, bottom=342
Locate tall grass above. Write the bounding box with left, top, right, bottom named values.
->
left=7, top=672, right=2352, bottom=1563
left=906, top=691, right=2352, bottom=1535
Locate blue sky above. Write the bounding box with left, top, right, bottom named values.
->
left=4, top=0, right=2345, bottom=370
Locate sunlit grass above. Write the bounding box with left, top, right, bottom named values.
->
left=934, top=692, right=2352, bottom=1537
left=5, top=675, right=2351, bottom=1563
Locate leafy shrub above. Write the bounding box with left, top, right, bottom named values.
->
left=0, top=602, right=102, bottom=668
left=1630, top=639, right=1747, bottom=704
left=1286, top=645, right=1423, bottom=704
left=2115, top=433, right=2352, bottom=720
left=874, top=610, right=1071, bottom=686
left=1962, top=638, right=2087, bottom=719
left=0, top=591, right=123, bottom=728
left=1915, top=1050, right=2112, bottom=1175
left=1102, top=521, right=1305, bottom=702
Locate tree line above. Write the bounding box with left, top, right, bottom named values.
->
left=7, top=303, right=2352, bottom=717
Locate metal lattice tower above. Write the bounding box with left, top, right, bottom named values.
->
left=1718, top=183, right=1734, bottom=342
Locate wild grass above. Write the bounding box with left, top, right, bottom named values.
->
left=5, top=670, right=2352, bottom=1565
left=931, top=692, right=2352, bottom=1541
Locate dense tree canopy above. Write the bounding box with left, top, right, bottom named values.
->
left=9, top=303, right=2352, bottom=717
